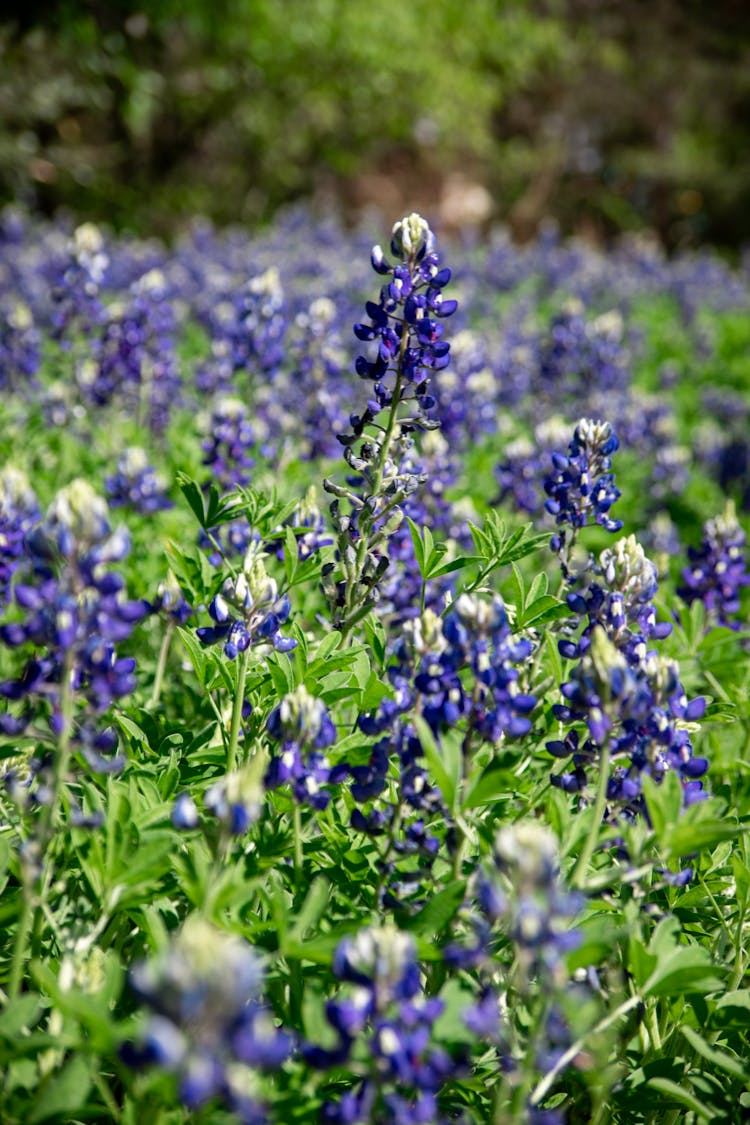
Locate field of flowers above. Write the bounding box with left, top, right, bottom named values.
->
left=1, top=206, right=749, bottom=1124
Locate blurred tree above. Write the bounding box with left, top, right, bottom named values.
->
left=0, top=0, right=748, bottom=246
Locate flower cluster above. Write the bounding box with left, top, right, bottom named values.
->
left=0, top=299, right=40, bottom=390
left=93, top=267, right=180, bottom=432
left=351, top=598, right=535, bottom=904
left=323, top=213, right=457, bottom=635
left=0, top=479, right=148, bottom=771
left=304, top=925, right=461, bottom=1124
left=560, top=534, right=672, bottom=667
left=544, top=419, right=623, bottom=570
left=678, top=501, right=748, bottom=628
left=201, top=395, right=256, bottom=492
left=122, top=917, right=291, bottom=1124
left=50, top=222, right=107, bottom=341
left=447, top=823, right=581, bottom=982
left=265, top=685, right=346, bottom=809
left=0, top=464, right=39, bottom=605
left=196, top=543, right=296, bottom=660
left=549, top=627, right=707, bottom=809
left=105, top=447, right=172, bottom=514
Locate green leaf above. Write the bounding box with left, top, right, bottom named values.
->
left=27, top=1057, right=92, bottom=1124
left=644, top=945, right=725, bottom=997
left=406, top=516, right=426, bottom=577
left=709, top=990, right=750, bottom=1030
left=679, top=1026, right=747, bottom=1080
left=310, top=631, right=342, bottom=669
left=284, top=525, right=299, bottom=585
left=0, top=992, right=42, bottom=1038
left=405, top=880, right=465, bottom=937
left=177, top=626, right=207, bottom=685
left=642, top=771, right=683, bottom=847
left=428, top=554, right=481, bottom=578
left=286, top=878, right=331, bottom=946
left=176, top=471, right=207, bottom=527
left=665, top=818, right=742, bottom=860
left=413, top=716, right=457, bottom=810
left=465, top=764, right=514, bottom=808
left=518, top=594, right=568, bottom=629
left=628, top=937, right=657, bottom=989
left=646, top=1078, right=715, bottom=1120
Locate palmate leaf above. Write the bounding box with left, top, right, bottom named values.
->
left=176, top=471, right=244, bottom=530
left=469, top=512, right=549, bottom=569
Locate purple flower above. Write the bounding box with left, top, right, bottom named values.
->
left=678, top=501, right=748, bottom=628
left=122, top=917, right=290, bottom=1121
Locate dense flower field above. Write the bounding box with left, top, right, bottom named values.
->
left=1, top=206, right=749, bottom=1124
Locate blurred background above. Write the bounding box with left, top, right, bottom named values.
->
left=2, top=0, right=749, bottom=249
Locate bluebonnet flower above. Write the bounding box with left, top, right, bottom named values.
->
left=50, top=222, right=107, bottom=342
left=287, top=296, right=348, bottom=459
left=171, top=791, right=200, bottom=830
left=535, top=303, right=631, bottom=401
left=204, top=761, right=265, bottom=835
left=0, top=464, right=39, bottom=605
left=678, top=501, right=748, bottom=628
left=265, top=685, right=346, bottom=809
left=196, top=543, right=296, bottom=660
left=558, top=535, right=672, bottom=668
left=549, top=628, right=707, bottom=811
left=93, top=267, right=180, bottom=433
left=544, top=419, right=623, bottom=566
left=0, top=480, right=149, bottom=772
left=232, top=266, right=286, bottom=379
left=151, top=569, right=193, bottom=626
left=323, top=213, right=457, bottom=636
left=0, top=299, right=41, bottom=390
left=304, top=925, right=463, bottom=1124
left=351, top=599, right=535, bottom=905
left=201, top=395, right=256, bottom=492
left=105, top=447, right=173, bottom=514
left=447, top=823, right=581, bottom=982
left=122, top=917, right=291, bottom=1124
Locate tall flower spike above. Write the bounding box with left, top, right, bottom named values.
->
left=323, top=213, right=457, bottom=639
left=544, top=418, right=623, bottom=576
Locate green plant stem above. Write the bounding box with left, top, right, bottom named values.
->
left=338, top=331, right=407, bottom=644
left=374, top=804, right=402, bottom=908
left=645, top=1001, right=662, bottom=1051
left=7, top=889, right=33, bottom=1001
left=10, top=651, right=75, bottom=996
left=571, top=738, right=611, bottom=889
left=149, top=619, right=174, bottom=709
left=227, top=648, right=250, bottom=773
left=529, top=993, right=641, bottom=1106
left=293, top=802, right=303, bottom=893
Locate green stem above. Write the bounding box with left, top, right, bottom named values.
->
left=12, top=651, right=75, bottom=994
left=227, top=649, right=250, bottom=773
left=374, top=804, right=402, bottom=909
left=571, top=738, right=611, bottom=889
left=339, top=335, right=407, bottom=644
left=293, top=803, right=303, bottom=893
left=149, top=620, right=174, bottom=709
left=645, top=1001, right=662, bottom=1051
left=7, top=888, right=33, bottom=1001
left=529, top=993, right=641, bottom=1107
